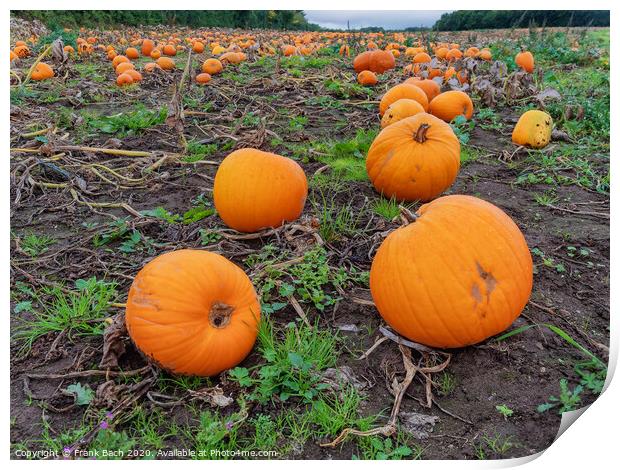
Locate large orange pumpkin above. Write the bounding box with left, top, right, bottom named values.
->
left=126, top=249, right=260, bottom=376
left=213, top=148, right=308, bottom=233
left=141, top=39, right=154, bottom=56
left=429, top=91, right=474, bottom=122
left=366, top=113, right=460, bottom=201
left=379, top=83, right=429, bottom=116
left=353, top=50, right=395, bottom=74
left=369, top=195, right=533, bottom=348
left=202, top=58, right=223, bottom=75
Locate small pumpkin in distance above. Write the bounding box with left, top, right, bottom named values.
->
left=370, top=195, right=533, bottom=348
left=353, top=50, right=395, bottom=74
left=156, top=57, right=176, bottom=70
left=512, top=110, right=553, bottom=149
left=379, top=83, right=429, bottom=116
left=202, top=58, right=223, bottom=75
left=380, top=98, right=425, bottom=128
left=366, top=113, right=460, bottom=201
left=31, top=62, right=54, bottom=81
left=515, top=50, right=534, bottom=73
left=126, top=249, right=260, bottom=376
left=196, top=72, right=212, bottom=85
left=125, top=47, right=139, bottom=59
left=150, top=48, right=162, bottom=59
left=357, top=70, right=378, bottom=86
left=213, top=148, right=308, bottom=233
left=429, top=90, right=474, bottom=122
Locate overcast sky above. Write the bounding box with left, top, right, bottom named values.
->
left=304, top=10, right=452, bottom=30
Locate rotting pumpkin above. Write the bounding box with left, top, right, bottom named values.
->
left=369, top=195, right=533, bottom=348
left=125, top=249, right=261, bottom=376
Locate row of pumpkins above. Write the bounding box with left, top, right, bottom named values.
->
left=126, top=78, right=552, bottom=376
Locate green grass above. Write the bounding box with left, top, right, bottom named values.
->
left=85, top=105, right=167, bottom=137
left=312, top=192, right=364, bottom=243
left=17, top=232, right=56, bottom=257
left=372, top=197, right=400, bottom=220
left=228, top=316, right=339, bottom=404
left=13, top=277, right=117, bottom=353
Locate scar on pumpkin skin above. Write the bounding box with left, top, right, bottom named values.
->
left=475, top=261, right=497, bottom=302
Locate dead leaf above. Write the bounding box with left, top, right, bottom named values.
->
left=99, top=313, right=128, bottom=369
left=399, top=412, right=440, bottom=439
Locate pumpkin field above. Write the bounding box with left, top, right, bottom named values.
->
left=9, top=18, right=610, bottom=460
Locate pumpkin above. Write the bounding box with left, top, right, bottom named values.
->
left=125, top=47, right=139, bottom=59
left=141, top=39, right=154, bottom=56
left=380, top=99, right=425, bottom=128
left=220, top=52, right=245, bottom=64
left=366, top=113, right=460, bottom=201
left=404, top=78, right=441, bottom=102
left=357, top=70, right=378, bottom=86
left=446, top=48, right=463, bottom=61
left=429, top=91, right=474, bottom=122
left=193, top=41, right=205, bottom=53
left=63, top=45, right=75, bottom=55
left=156, top=57, right=176, bottom=70
left=282, top=45, right=297, bottom=56
left=213, top=148, right=308, bottom=233
left=31, top=62, right=54, bottom=81
left=515, top=50, right=534, bottom=73
left=202, top=58, right=223, bottom=75
left=435, top=47, right=449, bottom=59
left=116, top=72, right=134, bottom=86
left=379, top=83, right=429, bottom=116
left=412, top=52, right=431, bottom=64
left=478, top=48, right=492, bottom=61
left=512, top=110, right=553, bottom=149
left=10, top=50, right=17, bottom=62
left=196, top=72, right=212, bottom=85
left=369, top=195, right=533, bottom=348
left=339, top=44, right=350, bottom=56
left=150, top=48, right=162, bottom=59
left=14, top=45, right=30, bottom=58
left=115, top=62, right=135, bottom=75
left=125, top=69, right=143, bottom=82
left=465, top=47, right=479, bottom=57
left=163, top=44, right=177, bottom=56
left=125, top=249, right=260, bottom=376
left=353, top=50, right=395, bottom=74
left=143, top=62, right=160, bottom=73
left=112, top=55, right=129, bottom=68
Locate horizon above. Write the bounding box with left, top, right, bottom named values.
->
left=304, top=10, right=452, bottom=30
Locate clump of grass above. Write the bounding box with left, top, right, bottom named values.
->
left=85, top=105, right=166, bottom=137
left=372, top=197, right=400, bottom=220
left=16, top=232, right=56, bottom=257
left=13, top=277, right=117, bottom=353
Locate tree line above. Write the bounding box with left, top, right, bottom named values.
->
left=433, top=10, right=610, bottom=31
left=11, top=10, right=321, bottom=31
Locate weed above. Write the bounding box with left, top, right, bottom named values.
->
left=372, top=197, right=400, bottom=220
left=17, top=232, right=56, bottom=257
left=538, top=378, right=582, bottom=414
left=495, top=404, right=514, bottom=420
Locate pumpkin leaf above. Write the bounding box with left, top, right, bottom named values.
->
left=66, top=382, right=94, bottom=406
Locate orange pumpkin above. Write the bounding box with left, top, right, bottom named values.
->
left=125, top=47, right=139, bottom=59
left=353, top=50, right=395, bottom=74
left=202, top=58, right=223, bottom=75
left=478, top=49, right=492, bottom=61
left=14, top=45, right=30, bottom=58
left=369, top=195, right=533, bottom=348
left=143, top=62, right=161, bottom=73
left=213, top=148, right=308, bottom=233
left=112, top=55, right=129, bottom=68
left=163, top=44, right=177, bottom=56
left=116, top=73, right=134, bottom=86
left=380, top=98, right=425, bottom=128
left=412, top=52, right=431, bottom=64
left=31, top=62, right=54, bottom=81
left=220, top=52, right=245, bottom=64
left=150, top=48, right=162, bottom=60
left=404, top=78, right=441, bottom=102
left=515, top=50, right=535, bottom=73
left=379, top=83, right=429, bottom=116
left=156, top=57, right=176, bottom=70
left=125, top=249, right=260, bottom=376
left=196, top=72, right=212, bottom=85
left=446, top=48, right=463, bottom=61
left=192, top=41, right=205, bottom=53
left=429, top=91, right=474, bottom=122
left=357, top=70, right=378, bottom=86
left=366, top=113, right=460, bottom=201
left=115, top=62, right=135, bottom=75
left=141, top=39, right=155, bottom=56
left=125, top=69, right=143, bottom=82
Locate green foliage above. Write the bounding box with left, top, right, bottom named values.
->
left=17, top=232, right=56, bottom=257
left=372, top=197, right=400, bottom=220
left=356, top=433, right=423, bottom=460
left=85, top=106, right=166, bottom=137
left=66, top=383, right=94, bottom=406
left=538, top=379, right=582, bottom=414
left=228, top=318, right=338, bottom=404
left=434, top=10, right=609, bottom=31
left=13, top=277, right=117, bottom=352
left=89, top=429, right=136, bottom=460
left=495, top=404, right=514, bottom=420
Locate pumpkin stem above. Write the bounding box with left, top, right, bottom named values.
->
left=414, top=124, right=430, bottom=143
left=399, top=205, right=418, bottom=223
left=209, top=302, right=234, bottom=329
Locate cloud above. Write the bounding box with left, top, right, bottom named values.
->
left=304, top=10, right=452, bottom=30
